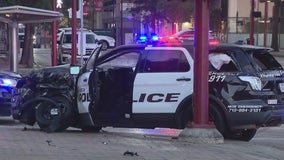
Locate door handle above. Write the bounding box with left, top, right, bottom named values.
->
left=176, top=78, right=191, bottom=81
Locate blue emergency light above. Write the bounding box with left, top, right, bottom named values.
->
left=0, top=78, right=17, bottom=87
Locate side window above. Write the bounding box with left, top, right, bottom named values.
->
left=98, top=52, right=140, bottom=68
left=63, top=34, right=72, bottom=43
left=143, top=50, right=190, bottom=73
left=86, top=34, right=96, bottom=43
left=209, top=53, right=238, bottom=72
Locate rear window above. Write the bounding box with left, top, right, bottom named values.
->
left=250, top=51, right=283, bottom=70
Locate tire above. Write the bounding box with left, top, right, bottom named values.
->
left=35, top=95, right=74, bottom=133
left=81, top=126, right=102, bottom=132
left=209, top=104, right=226, bottom=136
left=175, top=99, right=193, bottom=129
left=175, top=100, right=227, bottom=137
left=100, top=41, right=108, bottom=51
left=226, top=129, right=257, bottom=141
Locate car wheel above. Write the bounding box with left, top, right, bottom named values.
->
left=209, top=103, right=226, bottom=136
left=81, top=126, right=102, bottom=132
left=35, top=96, right=74, bottom=133
left=175, top=99, right=193, bottom=129
left=226, top=129, right=257, bottom=141
left=100, top=41, right=108, bottom=51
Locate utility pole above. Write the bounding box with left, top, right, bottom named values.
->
left=250, top=0, right=255, bottom=45
left=179, top=0, right=223, bottom=143
left=264, top=0, right=268, bottom=47
left=51, top=0, right=58, bottom=66
left=71, top=0, right=77, bottom=65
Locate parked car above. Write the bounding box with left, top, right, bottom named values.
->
left=57, top=29, right=100, bottom=64
left=159, top=29, right=219, bottom=45
left=57, top=28, right=115, bottom=50
left=12, top=43, right=284, bottom=141
left=0, top=71, right=21, bottom=116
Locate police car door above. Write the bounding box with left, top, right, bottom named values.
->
left=133, top=47, right=194, bottom=114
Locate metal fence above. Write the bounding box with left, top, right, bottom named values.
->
left=226, top=17, right=284, bottom=48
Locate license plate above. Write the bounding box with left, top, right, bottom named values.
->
left=279, top=83, right=284, bottom=92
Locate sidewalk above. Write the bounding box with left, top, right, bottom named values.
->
left=0, top=54, right=44, bottom=75
left=270, top=49, right=284, bottom=57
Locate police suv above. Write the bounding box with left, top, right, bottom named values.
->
left=11, top=43, right=284, bottom=141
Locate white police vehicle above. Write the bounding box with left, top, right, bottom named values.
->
left=12, top=43, right=284, bottom=141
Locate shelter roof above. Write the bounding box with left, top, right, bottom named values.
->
left=0, top=5, right=62, bottom=24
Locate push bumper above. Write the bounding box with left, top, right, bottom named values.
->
left=0, top=98, right=12, bottom=116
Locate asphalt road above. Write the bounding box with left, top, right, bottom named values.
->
left=0, top=117, right=283, bottom=160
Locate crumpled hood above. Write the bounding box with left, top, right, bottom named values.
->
left=17, top=64, right=75, bottom=88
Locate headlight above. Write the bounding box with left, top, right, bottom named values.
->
left=0, top=78, right=18, bottom=88
left=278, top=83, right=284, bottom=92
left=239, top=76, right=262, bottom=91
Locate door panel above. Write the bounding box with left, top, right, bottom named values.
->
left=133, top=47, right=194, bottom=113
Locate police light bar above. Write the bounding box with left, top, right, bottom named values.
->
left=139, top=35, right=148, bottom=42
left=151, top=34, right=159, bottom=41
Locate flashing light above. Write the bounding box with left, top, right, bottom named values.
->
left=209, top=39, right=220, bottom=46
left=137, top=34, right=159, bottom=44
left=151, top=35, right=159, bottom=41
left=139, top=35, right=148, bottom=43
left=0, top=78, right=17, bottom=87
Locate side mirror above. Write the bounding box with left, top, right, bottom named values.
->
left=70, top=65, right=80, bottom=75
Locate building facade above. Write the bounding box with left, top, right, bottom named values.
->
left=227, top=0, right=284, bottom=48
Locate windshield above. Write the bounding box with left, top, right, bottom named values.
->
left=249, top=51, right=283, bottom=71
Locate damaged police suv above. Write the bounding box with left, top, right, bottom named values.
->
left=11, top=43, right=284, bottom=141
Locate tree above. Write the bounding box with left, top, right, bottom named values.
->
left=131, top=0, right=225, bottom=35
left=0, top=0, right=51, bottom=68
left=131, top=0, right=194, bottom=33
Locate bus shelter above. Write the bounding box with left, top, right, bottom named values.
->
left=0, top=5, right=62, bottom=72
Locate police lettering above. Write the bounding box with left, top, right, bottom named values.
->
left=79, top=93, right=91, bottom=102
left=134, top=93, right=180, bottom=102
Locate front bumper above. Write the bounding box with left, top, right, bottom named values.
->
left=11, top=94, right=22, bottom=120
left=0, top=97, right=12, bottom=116
left=0, top=87, right=15, bottom=116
